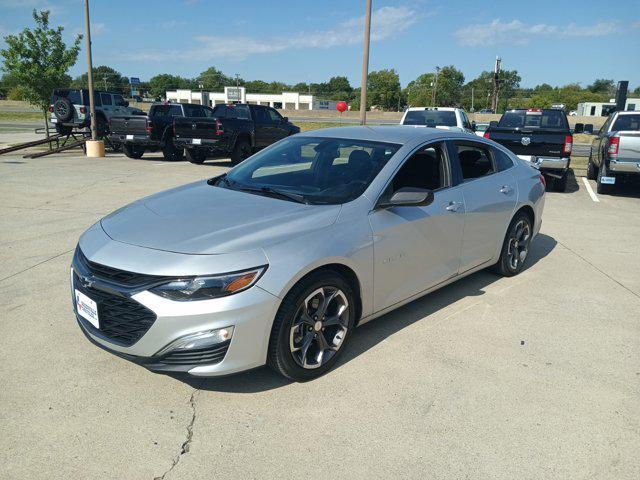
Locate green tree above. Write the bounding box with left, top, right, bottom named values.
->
left=1, top=9, right=82, bottom=136
left=198, top=67, right=231, bottom=91
left=71, top=65, right=129, bottom=95
left=368, top=69, right=401, bottom=110
left=587, top=78, right=615, bottom=94
left=148, top=74, right=195, bottom=98
left=460, top=69, right=520, bottom=112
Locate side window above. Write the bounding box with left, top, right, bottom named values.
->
left=454, top=142, right=495, bottom=181
left=386, top=142, right=450, bottom=196
left=254, top=107, right=270, bottom=123
left=461, top=111, right=471, bottom=129
left=202, top=107, right=216, bottom=118
left=114, top=95, right=127, bottom=107
left=169, top=105, right=183, bottom=116
left=100, top=93, right=112, bottom=106
left=493, top=147, right=515, bottom=171
left=267, top=108, right=283, bottom=123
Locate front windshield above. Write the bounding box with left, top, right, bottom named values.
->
left=403, top=110, right=457, bottom=127
left=220, top=136, right=401, bottom=205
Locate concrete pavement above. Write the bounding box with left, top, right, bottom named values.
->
left=0, top=153, right=638, bottom=480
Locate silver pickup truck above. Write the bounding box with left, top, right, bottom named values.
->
left=587, top=111, right=640, bottom=194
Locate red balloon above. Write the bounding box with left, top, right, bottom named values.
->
left=336, top=101, right=348, bottom=113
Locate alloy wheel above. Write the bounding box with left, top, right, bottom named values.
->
left=507, top=220, right=530, bottom=270
left=289, top=287, right=349, bottom=369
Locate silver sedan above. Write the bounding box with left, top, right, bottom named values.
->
left=71, top=126, right=545, bottom=381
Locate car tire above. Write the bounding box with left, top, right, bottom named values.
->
left=185, top=148, right=206, bottom=164
left=162, top=137, right=182, bottom=161
left=95, top=114, right=108, bottom=138
left=596, top=163, right=612, bottom=195
left=268, top=271, right=356, bottom=381
left=53, top=98, right=73, bottom=122
left=123, top=143, right=144, bottom=159
left=493, top=211, right=533, bottom=277
left=586, top=159, right=597, bottom=180
left=230, top=138, right=251, bottom=166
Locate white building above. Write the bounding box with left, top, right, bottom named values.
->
left=577, top=98, right=640, bottom=116
left=165, top=86, right=339, bottom=111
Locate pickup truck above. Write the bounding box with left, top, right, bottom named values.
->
left=484, top=108, right=573, bottom=191
left=587, top=111, right=640, bottom=194
left=109, top=103, right=209, bottom=160
left=400, top=107, right=475, bottom=134
left=173, top=103, right=300, bottom=165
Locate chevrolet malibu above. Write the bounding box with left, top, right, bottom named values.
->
left=72, top=127, right=545, bottom=381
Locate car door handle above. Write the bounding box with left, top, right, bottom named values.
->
left=499, top=185, right=513, bottom=194
left=445, top=201, right=462, bottom=212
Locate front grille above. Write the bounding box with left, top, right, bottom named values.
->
left=73, top=272, right=157, bottom=347
left=159, top=341, right=231, bottom=365
left=75, top=247, right=172, bottom=288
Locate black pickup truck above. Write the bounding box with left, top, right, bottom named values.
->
left=173, top=103, right=300, bottom=165
left=484, top=108, right=573, bottom=191
left=109, top=103, right=207, bottom=160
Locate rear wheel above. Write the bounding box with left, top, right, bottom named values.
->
left=230, top=138, right=251, bottom=166
left=123, top=143, right=144, bottom=159
left=185, top=148, right=206, bottom=164
left=493, top=211, right=533, bottom=277
left=162, top=137, right=183, bottom=161
left=268, top=271, right=356, bottom=381
left=586, top=158, right=597, bottom=180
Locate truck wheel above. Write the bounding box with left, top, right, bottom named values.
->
left=596, top=164, right=613, bottom=195
left=586, top=159, right=597, bottom=180
left=186, top=148, right=206, bottom=164
left=96, top=114, right=108, bottom=138
left=53, top=98, right=73, bottom=122
left=231, top=138, right=251, bottom=166
left=123, top=144, right=144, bottom=159
left=162, top=137, right=182, bottom=161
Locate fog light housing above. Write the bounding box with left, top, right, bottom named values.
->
left=155, top=326, right=234, bottom=356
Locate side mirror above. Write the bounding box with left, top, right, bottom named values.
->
left=283, top=116, right=289, bottom=123
left=489, top=120, right=498, bottom=128
left=378, top=187, right=434, bottom=208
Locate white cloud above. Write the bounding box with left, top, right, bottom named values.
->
left=91, top=22, right=107, bottom=35
left=123, top=5, right=421, bottom=62
left=455, top=19, right=619, bottom=47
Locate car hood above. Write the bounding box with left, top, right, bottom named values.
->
left=100, top=181, right=341, bottom=255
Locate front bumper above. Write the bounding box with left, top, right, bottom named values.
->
left=608, top=158, right=640, bottom=174
left=72, top=225, right=280, bottom=376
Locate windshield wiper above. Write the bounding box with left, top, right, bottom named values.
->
left=237, top=185, right=308, bottom=204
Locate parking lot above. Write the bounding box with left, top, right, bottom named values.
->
left=1, top=151, right=639, bottom=479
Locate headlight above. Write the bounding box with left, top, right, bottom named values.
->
left=150, top=266, right=266, bottom=301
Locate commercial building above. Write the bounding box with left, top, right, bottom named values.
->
left=165, top=86, right=339, bottom=111
left=576, top=98, right=640, bottom=116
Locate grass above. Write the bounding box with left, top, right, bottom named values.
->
left=572, top=156, right=588, bottom=171
left=0, top=111, right=45, bottom=122
left=298, top=121, right=346, bottom=132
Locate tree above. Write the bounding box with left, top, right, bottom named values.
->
left=407, top=66, right=465, bottom=108
left=71, top=65, right=129, bottom=95
left=587, top=78, right=615, bottom=94
left=148, top=74, right=195, bottom=98
left=368, top=69, right=401, bottom=110
left=634, top=85, right=640, bottom=96
left=198, top=67, right=231, bottom=91
left=1, top=10, right=82, bottom=136
left=460, top=69, right=520, bottom=112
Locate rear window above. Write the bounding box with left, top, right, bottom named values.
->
left=498, top=110, right=568, bottom=129
left=213, top=104, right=250, bottom=120
left=403, top=110, right=457, bottom=127
left=150, top=104, right=184, bottom=117
left=52, top=89, right=88, bottom=106
left=612, top=114, right=640, bottom=131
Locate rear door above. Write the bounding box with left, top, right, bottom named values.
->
left=251, top=106, right=272, bottom=147
left=265, top=107, right=290, bottom=142
left=449, top=140, right=517, bottom=272
left=99, top=93, right=114, bottom=117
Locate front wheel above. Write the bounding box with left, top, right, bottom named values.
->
left=162, top=137, right=183, bottom=161
left=185, top=148, right=206, bottom=164
left=123, top=143, right=144, bottom=159
left=493, top=211, right=533, bottom=277
left=268, top=271, right=356, bottom=381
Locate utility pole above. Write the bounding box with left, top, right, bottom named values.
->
left=491, top=56, right=501, bottom=113
left=359, top=0, right=372, bottom=125
left=471, top=87, right=475, bottom=112
left=84, top=0, right=97, bottom=141
left=431, top=66, right=440, bottom=107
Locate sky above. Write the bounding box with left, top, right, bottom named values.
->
left=1, top=0, right=639, bottom=89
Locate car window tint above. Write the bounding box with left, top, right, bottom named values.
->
left=403, top=110, right=457, bottom=127
left=100, top=93, right=112, bottom=106
left=493, top=148, right=514, bottom=171
left=612, top=114, right=640, bottom=131
left=389, top=143, right=449, bottom=193
left=267, top=108, right=282, bottom=123
left=253, top=107, right=270, bottom=123
left=169, top=105, right=183, bottom=116
left=114, top=95, right=127, bottom=107
left=455, top=143, right=495, bottom=180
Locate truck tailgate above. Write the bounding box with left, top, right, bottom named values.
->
left=617, top=132, right=640, bottom=160
left=174, top=117, right=217, bottom=140
left=110, top=116, right=148, bottom=135
left=490, top=128, right=567, bottom=157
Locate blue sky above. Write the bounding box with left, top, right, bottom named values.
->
left=1, top=0, right=639, bottom=89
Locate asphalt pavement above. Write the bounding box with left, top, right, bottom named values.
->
left=0, top=152, right=638, bottom=480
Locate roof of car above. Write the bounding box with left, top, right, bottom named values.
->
left=297, top=125, right=471, bottom=144
left=405, top=107, right=458, bottom=111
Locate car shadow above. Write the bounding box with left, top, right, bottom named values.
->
left=564, top=169, right=580, bottom=193
left=172, top=233, right=557, bottom=393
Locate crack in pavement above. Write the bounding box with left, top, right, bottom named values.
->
left=154, top=385, right=203, bottom=480
left=0, top=248, right=75, bottom=284
left=557, top=240, right=640, bottom=300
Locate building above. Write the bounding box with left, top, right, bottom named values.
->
left=576, top=98, right=640, bottom=116
left=165, top=86, right=339, bottom=111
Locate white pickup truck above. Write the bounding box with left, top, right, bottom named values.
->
left=587, top=111, right=640, bottom=194
left=400, top=107, right=475, bottom=134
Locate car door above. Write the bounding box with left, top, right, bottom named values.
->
left=449, top=140, right=517, bottom=273
left=593, top=115, right=613, bottom=167
left=369, top=141, right=465, bottom=312
left=99, top=93, right=114, bottom=118
left=251, top=106, right=272, bottom=148
left=266, top=107, right=290, bottom=142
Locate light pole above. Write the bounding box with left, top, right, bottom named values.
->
left=359, top=0, right=372, bottom=125
left=431, top=66, right=440, bottom=107
left=83, top=0, right=104, bottom=156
